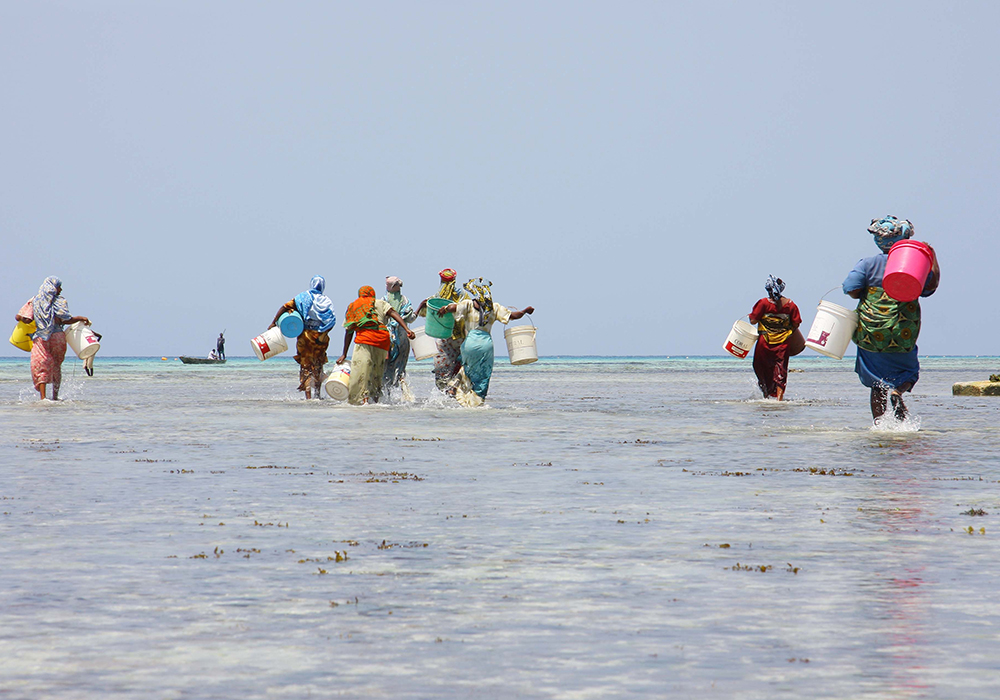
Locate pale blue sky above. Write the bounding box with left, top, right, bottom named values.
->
left=2, top=1, right=997, bottom=357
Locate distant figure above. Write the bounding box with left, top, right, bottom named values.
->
left=270, top=275, right=337, bottom=399
left=382, top=276, right=417, bottom=397
left=435, top=278, right=534, bottom=407
left=844, top=216, right=939, bottom=422
left=216, top=332, right=225, bottom=360
left=15, top=276, right=91, bottom=400
left=416, top=268, right=469, bottom=393
left=337, top=286, right=415, bottom=405
left=208, top=349, right=219, bottom=360
left=748, top=276, right=802, bottom=401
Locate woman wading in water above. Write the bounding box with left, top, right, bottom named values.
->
left=843, top=216, right=940, bottom=421
left=16, top=276, right=91, bottom=400
left=748, top=276, right=803, bottom=401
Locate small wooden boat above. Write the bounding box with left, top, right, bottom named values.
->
left=179, top=356, right=226, bottom=365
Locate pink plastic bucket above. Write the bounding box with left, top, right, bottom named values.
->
left=884, top=240, right=933, bottom=302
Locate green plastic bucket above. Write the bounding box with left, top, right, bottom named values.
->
left=425, top=298, right=456, bottom=339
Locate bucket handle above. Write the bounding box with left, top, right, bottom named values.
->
left=819, top=285, right=843, bottom=301
left=510, top=308, right=534, bottom=329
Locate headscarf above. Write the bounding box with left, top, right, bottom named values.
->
left=463, top=278, right=494, bottom=327
left=385, top=276, right=403, bottom=293
left=294, top=275, right=336, bottom=333
left=32, top=276, right=70, bottom=341
left=868, top=215, right=914, bottom=253
left=439, top=268, right=457, bottom=282
left=764, top=275, right=785, bottom=303
left=345, top=286, right=381, bottom=330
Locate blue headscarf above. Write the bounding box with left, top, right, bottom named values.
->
left=32, top=276, right=70, bottom=341
left=868, top=215, right=914, bottom=253
left=294, top=275, right=336, bottom=333
left=765, top=275, right=785, bottom=303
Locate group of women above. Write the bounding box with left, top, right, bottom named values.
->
left=270, top=269, right=533, bottom=406
left=747, top=215, right=940, bottom=422
left=14, top=216, right=938, bottom=420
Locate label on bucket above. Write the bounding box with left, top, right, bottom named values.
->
left=806, top=320, right=835, bottom=347
left=725, top=341, right=750, bottom=358
left=255, top=337, right=271, bottom=355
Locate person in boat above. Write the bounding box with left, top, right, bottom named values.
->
left=208, top=350, right=219, bottom=360
left=337, top=286, right=415, bottom=405
left=216, top=332, right=225, bottom=360
left=843, top=216, right=940, bottom=421
left=748, top=276, right=803, bottom=401
left=382, top=276, right=417, bottom=397
left=270, top=275, right=336, bottom=399
left=416, top=268, right=469, bottom=393
left=434, top=278, right=534, bottom=407
left=15, top=276, right=91, bottom=400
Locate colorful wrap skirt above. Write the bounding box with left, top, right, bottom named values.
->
left=460, top=329, right=495, bottom=399
left=294, top=330, right=329, bottom=394
left=433, top=338, right=463, bottom=391
left=752, top=336, right=790, bottom=398
left=30, top=332, right=67, bottom=390
left=349, top=343, right=388, bottom=405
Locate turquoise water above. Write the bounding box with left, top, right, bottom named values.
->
left=2, top=354, right=999, bottom=698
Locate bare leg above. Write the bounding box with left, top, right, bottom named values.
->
left=870, top=386, right=888, bottom=420
left=38, top=383, right=47, bottom=400
left=775, top=387, right=785, bottom=401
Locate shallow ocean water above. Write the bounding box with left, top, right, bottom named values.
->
left=1, top=354, right=999, bottom=699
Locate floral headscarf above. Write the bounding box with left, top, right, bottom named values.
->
left=294, top=275, right=336, bottom=332
left=868, top=215, right=914, bottom=253
left=463, top=278, right=494, bottom=327
left=32, top=276, right=70, bottom=341
left=764, top=275, right=785, bottom=303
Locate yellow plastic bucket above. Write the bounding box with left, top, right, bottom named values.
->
left=9, top=320, right=36, bottom=352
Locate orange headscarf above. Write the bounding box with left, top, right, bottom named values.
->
left=345, top=286, right=378, bottom=329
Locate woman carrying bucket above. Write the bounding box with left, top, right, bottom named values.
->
left=843, top=216, right=940, bottom=421
left=269, top=275, right=336, bottom=399
left=382, top=276, right=417, bottom=397
left=748, top=276, right=803, bottom=401
left=337, top=286, right=415, bottom=405
left=15, top=276, right=91, bottom=400
left=434, top=278, right=534, bottom=407
left=416, top=268, right=469, bottom=393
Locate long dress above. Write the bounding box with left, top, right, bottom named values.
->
left=842, top=253, right=938, bottom=390
left=21, top=299, right=70, bottom=392
left=345, top=297, right=393, bottom=405
left=748, top=297, right=801, bottom=398
left=382, top=292, right=417, bottom=389
left=448, top=299, right=512, bottom=407
left=419, top=282, right=468, bottom=392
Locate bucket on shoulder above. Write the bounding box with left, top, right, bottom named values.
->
left=278, top=310, right=304, bottom=338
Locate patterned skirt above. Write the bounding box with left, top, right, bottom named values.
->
left=30, top=332, right=67, bottom=390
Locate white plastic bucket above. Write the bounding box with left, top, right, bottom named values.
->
left=410, top=326, right=437, bottom=361
left=723, top=319, right=757, bottom=358
left=251, top=327, right=288, bottom=361
left=324, top=363, right=351, bottom=401
left=504, top=325, right=538, bottom=365
left=65, top=322, right=101, bottom=359
left=804, top=300, right=858, bottom=360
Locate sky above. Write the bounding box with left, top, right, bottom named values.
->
left=2, top=1, right=998, bottom=357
